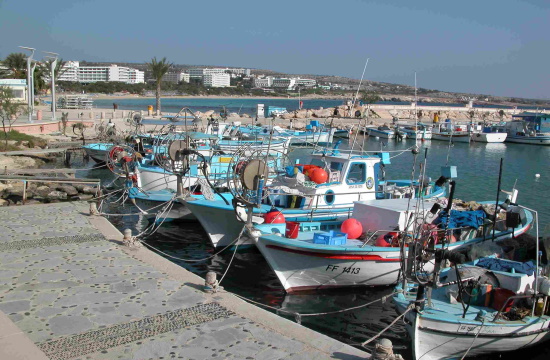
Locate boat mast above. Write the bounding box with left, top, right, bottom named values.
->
left=348, top=58, right=369, bottom=159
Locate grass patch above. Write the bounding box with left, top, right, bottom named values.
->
left=0, top=143, right=22, bottom=151
left=0, top=130, right=47, bottom=150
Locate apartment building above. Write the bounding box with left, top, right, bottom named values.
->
left=203, top=73, right=230, bottom=87
left=58, top=62, right=144, bottom=84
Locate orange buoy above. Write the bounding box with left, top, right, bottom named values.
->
left=309, top=168, right=328, bottom=184
left=341, top=218, right=363, bottom=239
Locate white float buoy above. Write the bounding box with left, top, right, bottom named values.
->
left=536, top=174, right=541, bottom=178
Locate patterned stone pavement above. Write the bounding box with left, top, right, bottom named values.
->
left=0, top=202, right=368, bottom=360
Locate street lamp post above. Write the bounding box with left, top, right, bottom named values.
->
left=19, top=46, right=35, bottom=123
left=30, top=60, right=37, bottom=117
left=44, top=52, right=59, bottom=121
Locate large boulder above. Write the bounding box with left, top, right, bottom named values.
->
left=294, top=109, right=309, bottom=119
left=56, top=185, right=78, bottom=196
left=313, top=108, right=333, bottom=118
left=35, top=185, right=52, bottom=198
left=47, top=191, right=67, bottom=201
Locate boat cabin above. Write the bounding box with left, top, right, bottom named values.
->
left=511, top=112, right=550, bottom=134
left=267, top=153, right=386, bottom=209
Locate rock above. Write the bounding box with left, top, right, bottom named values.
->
left=281, top=113, right=293, bottom=120
left=240, top=113, right=251, bottom=118
left=228, top=112, right=240, bottom=118
left=313, top=108, right=333, bottom=118
left=72, top=194, right=94, bottom=201
left=47, top=191, right=67, bottom=201
left=0, top=198, right=8, bottom=206
left=56, top=185, right=78, bottom=196
left=294, top=109, right=308, bottom=119
left=0, top=183, right=12, bottom=193
left=81, top=186, right=98, bottom=195
left=6, top=183, right=25, bottom=197
left=203, top=110, right=215, bottom=117
left=293, top=121, right=306, bottom=129
left=73, top=184, right=86, bottom=192
left=35, top=185, right=52, bottom=198
left=0, top=155, right=41, bottom=169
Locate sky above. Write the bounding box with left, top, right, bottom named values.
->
left=1, top=0, right=549, bottom=99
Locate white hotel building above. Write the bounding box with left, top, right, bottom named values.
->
left=203, top=73, right=230, bottom=88
left=58, top=62, right=145, bottom=84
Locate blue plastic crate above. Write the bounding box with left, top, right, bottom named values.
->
left=313, top=231, right=348, bottom=245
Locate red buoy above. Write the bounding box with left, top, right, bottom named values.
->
left=341, top=218, right=363, bottom=239
left=264, top=209, right=285, bottom=224
left=310, top=168, right=328, bottom=184
left=375, top=235, right=391, bottom=247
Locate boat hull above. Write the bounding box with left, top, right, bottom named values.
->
left=83, top=144, right=112, bottom=163
left=470, top=132, right=507, bottom=143
left=505, top=135, right=550, bottom=145
left=255, top=210, right=532, bottom=291
left=431, top=133, right=471, bottom=143
left=367, top=128, right=395, bottom=139
left=399, top=306, right=550, bottom=360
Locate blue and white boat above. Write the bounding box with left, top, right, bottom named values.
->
left=366, top=125, right=397, bottom=139
left=82, top=143, right=113, bottom=163
left=394, top=253, right=550, bottom=360
left=400, top=123, right=433, bottom=140
left=495, top=112, right=550, bottom=145
left=185, top=151, right=446, bottom=248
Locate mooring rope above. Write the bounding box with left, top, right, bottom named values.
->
left=361, top=304, right=414, bottom=348
left=226, top=290, right=401, bottom=320
left=138, top=225, right=246, bottom=263
left=460, top=318, right=486, bottom=360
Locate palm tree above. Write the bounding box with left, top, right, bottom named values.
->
left=1, top=53, right=27, bottom=79
left=147, top=57, right=172, bottom=115
left=41, top=58, right=67, bottom=84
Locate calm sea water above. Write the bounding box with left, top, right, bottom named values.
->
left=79, top=136, right=550, bottom=359
left=93, top=97, right=543, bottom=117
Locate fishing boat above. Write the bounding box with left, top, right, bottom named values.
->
left=366, top=125, right=398, bottom=139
left=82, top=143, right=113, bottom=163
left=229, top=120, right=336, bottom=146
left=495, top=113, right=550, bottom=145
left=253, top=194, right=533, bottom=292
left=400, top=124, right=433, bottom=140
left=469, top=124, right=507, bottom=143
left=393, top=253, right=550, bottom=360
left=431, top=122, right=471, bottom=143
left=185, top=150, right=446, bottom=248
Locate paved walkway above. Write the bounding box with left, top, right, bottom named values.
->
left=0, top=202, right=369, bottom=360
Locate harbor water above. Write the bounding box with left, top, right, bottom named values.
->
left=81, top=135, right=550, bottom=360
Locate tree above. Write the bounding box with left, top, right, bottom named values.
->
left=146, top=57, right=172, bottom=116
left=1, top=53, right=27, bottom=79
left=360, top=91, right=381, bottom=105
left=0, top=87, right=26, bottom=147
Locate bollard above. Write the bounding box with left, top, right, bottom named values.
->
left=204, top=271, right=221, bottom=293
left=372, top=338, right=403, bottom=360
left=89, top=202, right=99, bottom=215
left=101, top=112, right=105, bottom=119
left=123, top=229, right=132, bottom=241
left=89, top=111, right=94, bottom=119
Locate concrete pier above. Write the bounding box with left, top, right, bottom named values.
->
left=0, top=202, right=368, bottom=360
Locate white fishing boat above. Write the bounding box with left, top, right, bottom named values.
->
left=400, top=124, right=433, bottom=140
left=253, top=195, right=533, bottom=292
left=469, top=124, right=507, bottom=143
left=394, top=254, right=550, bottom=360
left=432, top=122, right=471, bottom=143
left=496, top=113, right=550, bottom=145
